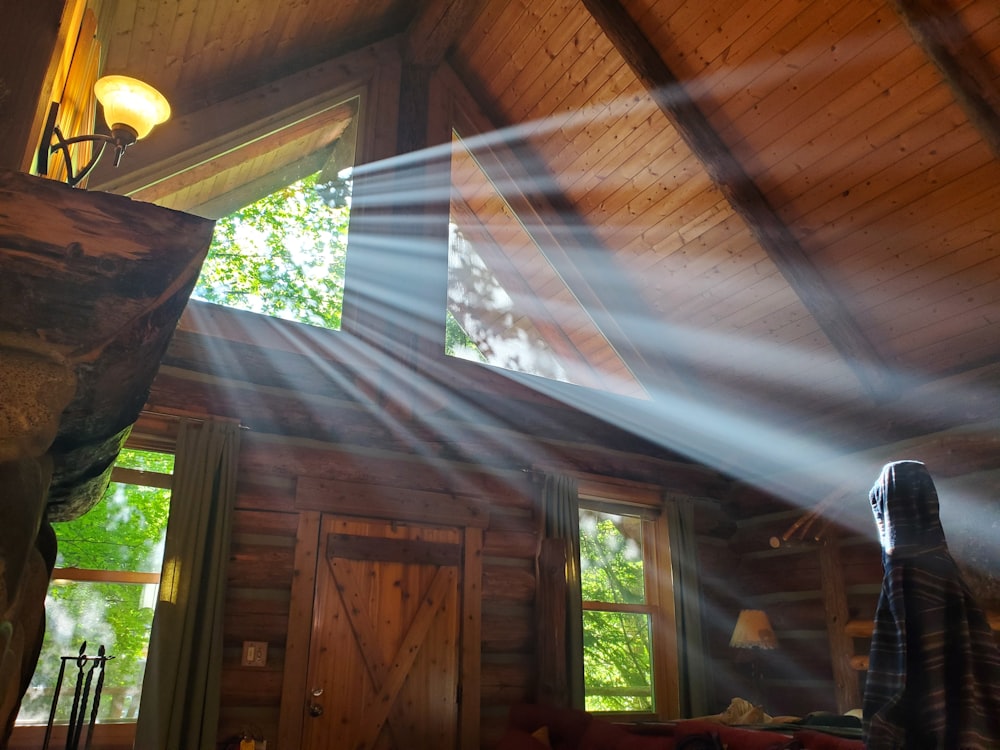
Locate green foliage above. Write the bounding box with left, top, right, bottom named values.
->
left=20, top=582, right=156, bottom=723
left=114, top=448, right=174, bottom=473
left=580, top=511, right=645, bottom=604
left=445, top=309, right=486, bottom=361
left=579, top=510, right=653, bottom=712
left=582, top=612, right=654, bottom=713
left=194, top=172, right=351, bottom=329
left=56, top=482, right=171, bottom=573
left=193, top=173, right=485, bottom=359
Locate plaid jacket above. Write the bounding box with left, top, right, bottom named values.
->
left=863, top=460, right=1000, bottom=749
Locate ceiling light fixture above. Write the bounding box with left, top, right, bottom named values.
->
left=37, top=74, right=171, bottom=188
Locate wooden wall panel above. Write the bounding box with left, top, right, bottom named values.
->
left=713, top=510, right=849, bottom=716
left=213, top=428, right=550, bottom=749
left=219, top=504, right=300, bottom=745
left=712, top=505, right=886, bottom=719
left=0, top=0, right=87, bottom=172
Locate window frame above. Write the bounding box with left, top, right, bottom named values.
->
left=578, top=480, right=680, bottom=720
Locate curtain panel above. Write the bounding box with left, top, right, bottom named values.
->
left=135, top=419, right=240, bottom=749
left=667, top=496, right=708, bottom=717
left=536, top=473, right=584, bottom=709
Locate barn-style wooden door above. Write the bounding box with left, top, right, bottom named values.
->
left=300, top=516, right=462, bottom=750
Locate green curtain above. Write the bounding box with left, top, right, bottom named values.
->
left=666, top=496, right=709, bottom=717
left=134, top=419, right=240, bottom=749
left=539, top=473, right=585, bottom=709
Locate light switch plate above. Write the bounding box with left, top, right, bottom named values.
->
left=241, top=640, right=267, bottom=667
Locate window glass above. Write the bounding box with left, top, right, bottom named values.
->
left=579, top=507, right=658, bottom=713
left=580, top=509, right=646, bottom=605
left=581, top=611, right=654, bottom=712
left=56, top=479, right=171, bottom=574
left=192, top=172, right=351, bottom=330
left=16, top=449, right=173, bottom=725
left=447, top=130, right=648, bottom=398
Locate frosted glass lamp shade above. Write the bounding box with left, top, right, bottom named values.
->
left=729, top=609, right=777, bottom=650
left=95, top=75, right=171, bottom=140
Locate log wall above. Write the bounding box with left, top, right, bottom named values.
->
left=718, top=490, right=884, bottom=718
left=137, top=330, right=741, bottom=749
left=210, top=426, right=752, bottom=748
left=136, top=306, right=991, bottom=743
left=204, top=429, right=549, bottom=749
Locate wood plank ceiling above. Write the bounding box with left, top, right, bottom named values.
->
left=83, top=0, right=1000, bottom=490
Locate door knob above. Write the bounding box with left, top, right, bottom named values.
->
left=308, top=687, right=324, bottom=717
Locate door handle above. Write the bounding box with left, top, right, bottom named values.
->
left=308, top=687, right=324, bottom=717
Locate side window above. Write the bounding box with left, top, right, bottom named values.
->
left=16, top=448, right=174, bottom=724
left=579, top=505, right=668, bottom=714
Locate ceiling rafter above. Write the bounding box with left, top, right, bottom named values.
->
left=888, top=0, right=1000, bottom=159
left=443, top=67, right=697, bottom=402
left=402, top=0, right=486, bottom=67
left=580, top=0, right=893, bottom=400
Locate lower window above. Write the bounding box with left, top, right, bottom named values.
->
left=16, top=448, right=173, bottom=725
left=579, top=503, right=671, bottom=715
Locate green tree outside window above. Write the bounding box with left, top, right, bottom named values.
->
left=580, top=508, right=655, bottom=713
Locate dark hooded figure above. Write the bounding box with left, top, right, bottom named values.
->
left=863, top=460, right=1000, bottom=750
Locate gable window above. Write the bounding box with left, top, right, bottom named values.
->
left=579, top=495, right=673, bottom=715
left=16, top=448, right=173, bottom=726
left=447, top=129, right=648, bottom=398
left=192, top=171, right=352, bottom=330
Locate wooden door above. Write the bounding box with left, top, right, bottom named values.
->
left=301, top=516, right=462, bottom=750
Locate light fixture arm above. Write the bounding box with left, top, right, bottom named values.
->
left=35, top=75, right=169, bottom=188
left=36, top=102, right=135, bottom=188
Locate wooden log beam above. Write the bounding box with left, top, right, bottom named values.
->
left=146, top=365, right=726, bottom=495
left=0, top=170, right=214, bottom=516
left=819, top=539, right=861, bottom=712
left=403, top=0, right=485, bottom=67
left=797, top=361, right=1000, bottom=455
left=889, top=0, right=1000, bottom=159
left=580, top=0, right=891, bottom=399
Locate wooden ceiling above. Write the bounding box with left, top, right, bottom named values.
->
left=79, top=0, right=1000, bottom=500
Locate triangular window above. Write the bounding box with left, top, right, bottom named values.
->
left=448, top=130, right=646, bottom=398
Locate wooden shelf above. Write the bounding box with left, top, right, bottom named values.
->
left=846, top=611, right=1000, bottom=670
